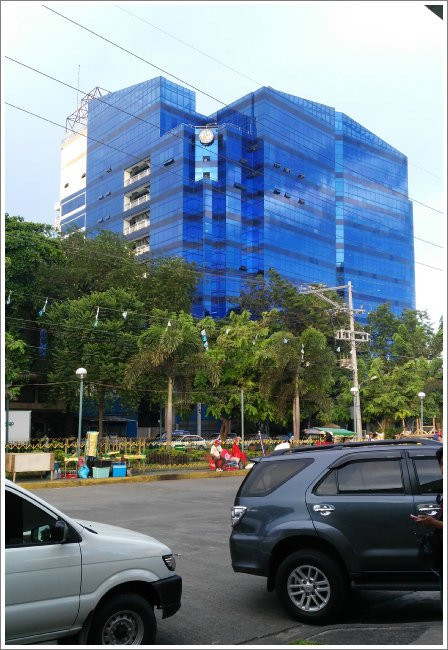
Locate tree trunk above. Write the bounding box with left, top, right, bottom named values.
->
left=293, top=377, right=301, bottom=441
left=166, top=375, right=173, bottom=444
left=220, top=417, right=231, bottom=444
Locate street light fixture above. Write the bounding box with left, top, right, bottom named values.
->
left=418, top=391, right=426, bottom=432
left=359, top=375, right=378, bottom=389
left=76, top=368, right=87, bottom=458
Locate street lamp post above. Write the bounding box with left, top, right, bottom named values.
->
left=418, top=392, right=426, bottom=433
left=76, top=368, right=87, bottom=458
left=5, top=383, right=12, bottom=444
left=350, top=376, right=378, bottom=441
left=350, top=387, right=359, bottom=440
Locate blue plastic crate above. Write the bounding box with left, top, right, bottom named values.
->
left=112, top=464, right=126, bottom=477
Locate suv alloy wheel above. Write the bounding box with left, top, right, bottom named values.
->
left=275, top=549, right=348, bottom=624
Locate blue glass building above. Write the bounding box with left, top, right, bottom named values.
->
left=58, top=76, right=415, bottom=317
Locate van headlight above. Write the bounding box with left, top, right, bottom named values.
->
left=163, top=554, right=176, bottom=571
left=231, top=506, right=247, bottom=527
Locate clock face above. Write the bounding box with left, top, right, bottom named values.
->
left=198, top=128, right=215, bottom=145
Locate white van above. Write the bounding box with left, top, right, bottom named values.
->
left=4, top=479, right=182, bottom=645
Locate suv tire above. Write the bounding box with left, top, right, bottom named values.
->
left=275, top=549, right=348, bottom=624
left=88, top=593, right=157, bottom=645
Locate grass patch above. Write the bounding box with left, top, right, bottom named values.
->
left=288, top=640, right=320, bottom=645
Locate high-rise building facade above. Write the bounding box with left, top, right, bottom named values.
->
left=56, top=76, right=415, bottom=318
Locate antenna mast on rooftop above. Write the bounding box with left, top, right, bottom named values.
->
left=65, top=86, right=107, bottom=133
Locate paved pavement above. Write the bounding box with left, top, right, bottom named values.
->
left=27, top=476, right=444, bottom=646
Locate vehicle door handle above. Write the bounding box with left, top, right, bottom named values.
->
left=313, top=504, right=335, bottom=516
left=417, top=504, right=440, bottom=516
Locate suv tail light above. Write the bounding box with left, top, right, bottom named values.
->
left=231, top=506, right=247, bottom=527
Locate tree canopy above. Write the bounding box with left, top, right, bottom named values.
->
left=5, top=215, right=443, bottom=439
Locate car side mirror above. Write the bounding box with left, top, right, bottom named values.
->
left=52, top=519, right=69, bottom=543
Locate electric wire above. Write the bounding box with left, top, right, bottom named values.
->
left=5, top=56, right=443, bottom=259
left=6, top=100, right=443, bottom=275
left=115, top=4, right=444, bottom=183
left=41, top=3, right=445, bottom=215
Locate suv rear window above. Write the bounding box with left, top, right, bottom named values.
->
left=413, top=458, right=442, bottom=494
left=238, top=459, right=313, bottom=497
left=315, top=459, right=405, bottom=495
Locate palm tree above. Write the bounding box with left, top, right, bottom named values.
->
left=258, top=327, right=334, bottom=440
left=126, top=310, right=204, bottom=444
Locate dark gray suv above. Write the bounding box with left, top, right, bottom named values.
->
left=230, top=439, right=442, bottom=624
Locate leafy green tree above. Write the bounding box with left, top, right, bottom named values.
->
left=237, top=274, right=273, bottom=319
left=5, top=332, right=30, bottom=400
left=48, top=230, right=146, bottom=301
left=391, top=310, right=435, bottom=364
left=361, top=355, right=442, bottom=432
left=126, top=310, right=204, bottom=443
left=141, top=257, right=199, bottom=313
left=5, top=214, right=64, bottom=327
left=268, top=272, right=339, bottom=337
left=44, top=288, right=145, bottom=439
left=194, top=311, right=272, bottom=441
left=51, top=232, right=199, bottom=312
left=366, top=303, right=399, bottom=360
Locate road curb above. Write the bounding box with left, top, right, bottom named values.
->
left=18, top=469, right=248, bottom=489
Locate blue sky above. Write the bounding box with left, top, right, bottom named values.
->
left=2, top=1, right=446, bottom=325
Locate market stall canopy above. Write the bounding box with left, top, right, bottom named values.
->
left=316, top=427, right=356, bottom=437
left=303, top=428, right=325, bottom=436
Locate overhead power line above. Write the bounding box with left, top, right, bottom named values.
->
left=42, top=4, right=445, bottom=215
left=116, top=4, right=444, bottom=184
left=5, top=96, right=443, bottom=263
left=6, top=54, right=444, bottom=254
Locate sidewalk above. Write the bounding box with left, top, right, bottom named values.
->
left=243, top=620, right=443, bottom=646
left=16, top=466, right=247, bottom=489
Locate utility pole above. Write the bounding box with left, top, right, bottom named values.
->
left=298, top=282, right=369, bottom=441
left=347, top=281, right=362, bottom=440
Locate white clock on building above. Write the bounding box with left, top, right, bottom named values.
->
left=198, top=128, right=215, bottom=145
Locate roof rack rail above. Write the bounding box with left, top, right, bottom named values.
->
left=269, top=438, right=440, bottom=456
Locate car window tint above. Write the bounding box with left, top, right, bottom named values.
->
left=5, top=491, right=57, bottom=546
left=315, top=469, right=338, bottom=495
left=413, top=458, right=442, bottom=494
left=239, top=459, right=313, bottom=497
left=337, top=460, right=404, bottom=494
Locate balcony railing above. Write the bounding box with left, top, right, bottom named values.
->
left=125, top=194, right=150, bottom=210
left=134, top=243, right=150, bottom=256
left=124, top=218, right=150, bottom=236
left=125, top=168, right=150, bottom=186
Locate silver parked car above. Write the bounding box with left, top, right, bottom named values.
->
left=5, top=479, right=182, bottom=645
left=169, top=434, right=208, bottom=450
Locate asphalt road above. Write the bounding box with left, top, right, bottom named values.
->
left=32, top=477, right=442, bottom=646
